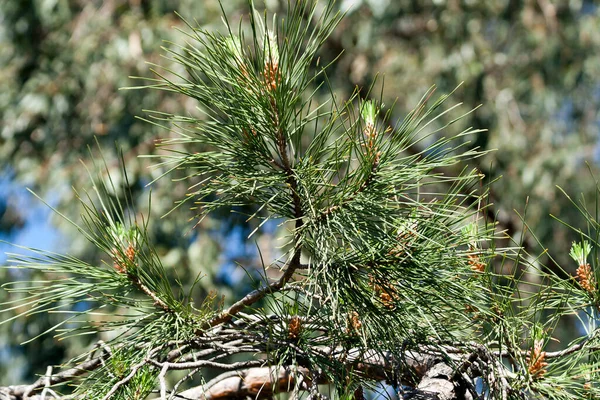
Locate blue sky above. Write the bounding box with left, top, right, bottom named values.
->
left=0, top=172, right=60, bottom=265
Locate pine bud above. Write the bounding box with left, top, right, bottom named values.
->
left=570, top=241, right=596, bottom=294
left=369, top=275, right=398, bottom=309
left=467, top=251, right=486, bottom=273
left=361, top=101, right=377, bottom=151
left=112, top=243, right=136, bottom=274
left=125, top=243, right=136, bottom=262
left=390, top=218, right=418, bottom=255
left=113, top=261, right=126, bottom=274
left=462, top=223, right=485, bottom=272
left=347, top=311, right=362, bottom=335
left=263, top=30, right=279, bottom=91
left=288, top=315, right=302, bottom=339
left=576, top=262, right=595, bottom=294
left=527, top=339, right=548, bottom=379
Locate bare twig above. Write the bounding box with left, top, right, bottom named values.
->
left=147, top=359, right=263, bottom=372
left=159, top=364, right=169, bottom=400
left=168, top=367, right=201, bottom=400
left=38, top=367, right=58, bottom=400
left=127, top=272, right=172, bottom=313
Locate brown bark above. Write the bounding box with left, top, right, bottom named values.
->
left=0, top=351, right=466, bottom=400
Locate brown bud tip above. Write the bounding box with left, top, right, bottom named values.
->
left=288, top=315, right=302, bottom=339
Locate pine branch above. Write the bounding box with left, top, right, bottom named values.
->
left=0, top=347, right=466, bottom=400
left=6, top=331, right=596, bottom=400
left=2, top=335, right=595, bottom=399
left=126, top=271, right=173, bottom=314
left=6, top=1, right=600, bottom=399
left=204, top=92, right=305, bottom=329
left=205, top=266, right=296, bottom=328
left=0, top=357, right=105, bottom=399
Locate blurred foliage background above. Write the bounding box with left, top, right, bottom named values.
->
left=2, top=0, right=600, bottom=387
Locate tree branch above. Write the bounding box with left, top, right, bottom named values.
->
left=0, top=356, right=104, bottom=399
left=11, top=320, right=592, bottom=399
left=204, top=265, right=297, bottom=328
left=205, top=93, right=305, bottom=330
left=0, top=343, right=453, bottom=399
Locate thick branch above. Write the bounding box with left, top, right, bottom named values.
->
left=10, top=318, right=596, bottom=400
left=164, top=354, right=459, bottom=400
left=173, top=366, right=313, bottom=400
left=0, top=343, right=450, bottom=399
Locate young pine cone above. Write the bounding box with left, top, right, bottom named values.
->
left=288, top=316, right=302, bottom=339
left=576, top=262, right=595, bottom=294
left=527, top=340, right=548, bottom=379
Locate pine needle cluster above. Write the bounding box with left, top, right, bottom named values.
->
left=2, top=1, right=600, bottom=399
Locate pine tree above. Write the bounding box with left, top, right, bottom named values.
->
left=2, top=1, right=600, bottom=399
